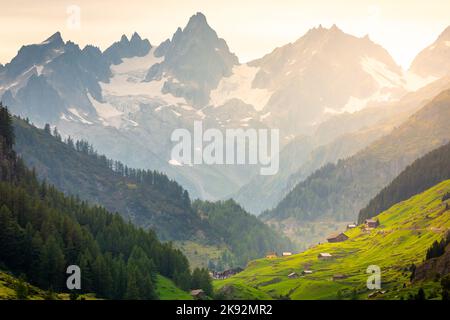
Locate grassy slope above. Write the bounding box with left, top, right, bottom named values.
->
left=0, top=271, right=29, bottom=300
left=215, top=180, right=450, bottom=300
left=1, top=271, right=190, bottom=300
left=156, top=275, right=193, bottom=300
left=0, top=271, right=97, bottom=300
left=263, top=89, right=450, bottom=247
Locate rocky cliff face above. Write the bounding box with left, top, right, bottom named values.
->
left=104, top=32, right=152, bottom=65
left=145, top=12, right=239, bottom=107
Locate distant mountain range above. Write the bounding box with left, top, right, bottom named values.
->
left=1, top=13, right=448, bottom=203
left=261, top=88, right=450, bottom=245
left=236, top=73, right=450, bottom=215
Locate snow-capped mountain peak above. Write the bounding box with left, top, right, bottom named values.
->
left=208, top=25, right=406, bottom=135
left=2, top=16, right=450, bottom=204
left=143, top=12, right=239, bottom=107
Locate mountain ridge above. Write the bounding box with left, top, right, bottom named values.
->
left=261, top=88, right=450, bottom=245
left=410, top=25, right=450, bottom=78
left=1, top=15, right=450, bottom=203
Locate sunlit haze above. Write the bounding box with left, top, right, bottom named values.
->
left=0, top=0, right=449, bottom=69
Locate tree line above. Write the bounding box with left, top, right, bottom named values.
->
left=358, top=142, right=450, bottom=223
left=42, top=121, right=191, bottom=207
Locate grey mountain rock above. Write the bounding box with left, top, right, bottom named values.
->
left=1, top=16, right=449, bottom=208
left=145, top=12, right=239, bottom=107
left=104, top=32, right=152, bottom=65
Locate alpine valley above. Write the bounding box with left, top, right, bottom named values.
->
left=1, top=9, right=450, bottom=301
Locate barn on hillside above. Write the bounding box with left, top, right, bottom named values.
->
left=326, top=232, right=349, bottom=243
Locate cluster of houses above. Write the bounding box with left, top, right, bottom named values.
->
left=210, top=218, right=382, bottom=290
left=284, top=219, right=381, bottom=280
left=264, top=219, right=380, bottom=261
left=264, top=219, right=381, bottom=261
left=211, top=267, right=243, bottom=280
left=326, top=219, right=380, bottom=244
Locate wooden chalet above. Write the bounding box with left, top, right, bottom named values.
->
left=326, top=232, right=349, bottom=243
left=365, top=219, right=380, bottom=229
left=318, top=253, right=333, bottom=259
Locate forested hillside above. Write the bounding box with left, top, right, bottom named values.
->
left=13, top=118, right=207, bottom=241
left=193, top=200, right=293, bottom=267
left=262, top=89, right=450, bottom=226
left=358, top=141, right=450, bottom=223
left=0, top=104, right=210, bottom=299
left=12, top=110, right=290, bottom=269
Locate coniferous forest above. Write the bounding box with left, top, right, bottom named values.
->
left=12, top=115, right=292, bottom=269
left=0, top=104, right=211, bottom=299
left=358, top=142, right=450, bottom=223
left=14, top=117, right=200, bottom=241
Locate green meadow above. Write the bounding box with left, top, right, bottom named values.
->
left=215, top=180, right=450, bottom=300
left=156, top=275, right=193, bottom=300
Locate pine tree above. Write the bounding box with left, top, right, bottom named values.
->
left=191, top=268, right=213, bottom=296
left=15, top=275, right=29, bottom=300
left=0, top=205, right=26, bottom=271
left=419, top=288, right=426, bottom=300
left=44, top=123, right=51, bottom=135
left=125, top=267, right=140, bottom=300
left=125, top=246, right=157, bottom=300
left=39, top=236, right=66, bottom=290
left=441, top=275, right=450, bottom=300
left=0, top=103, right=15, bottom=148
left=52, top=127, right=61, bottom=141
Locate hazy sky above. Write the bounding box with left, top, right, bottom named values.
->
left=1, top=0, right=449, bottom=69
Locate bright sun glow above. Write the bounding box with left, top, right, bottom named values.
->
left=0, top=0, right=449, bottom=69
